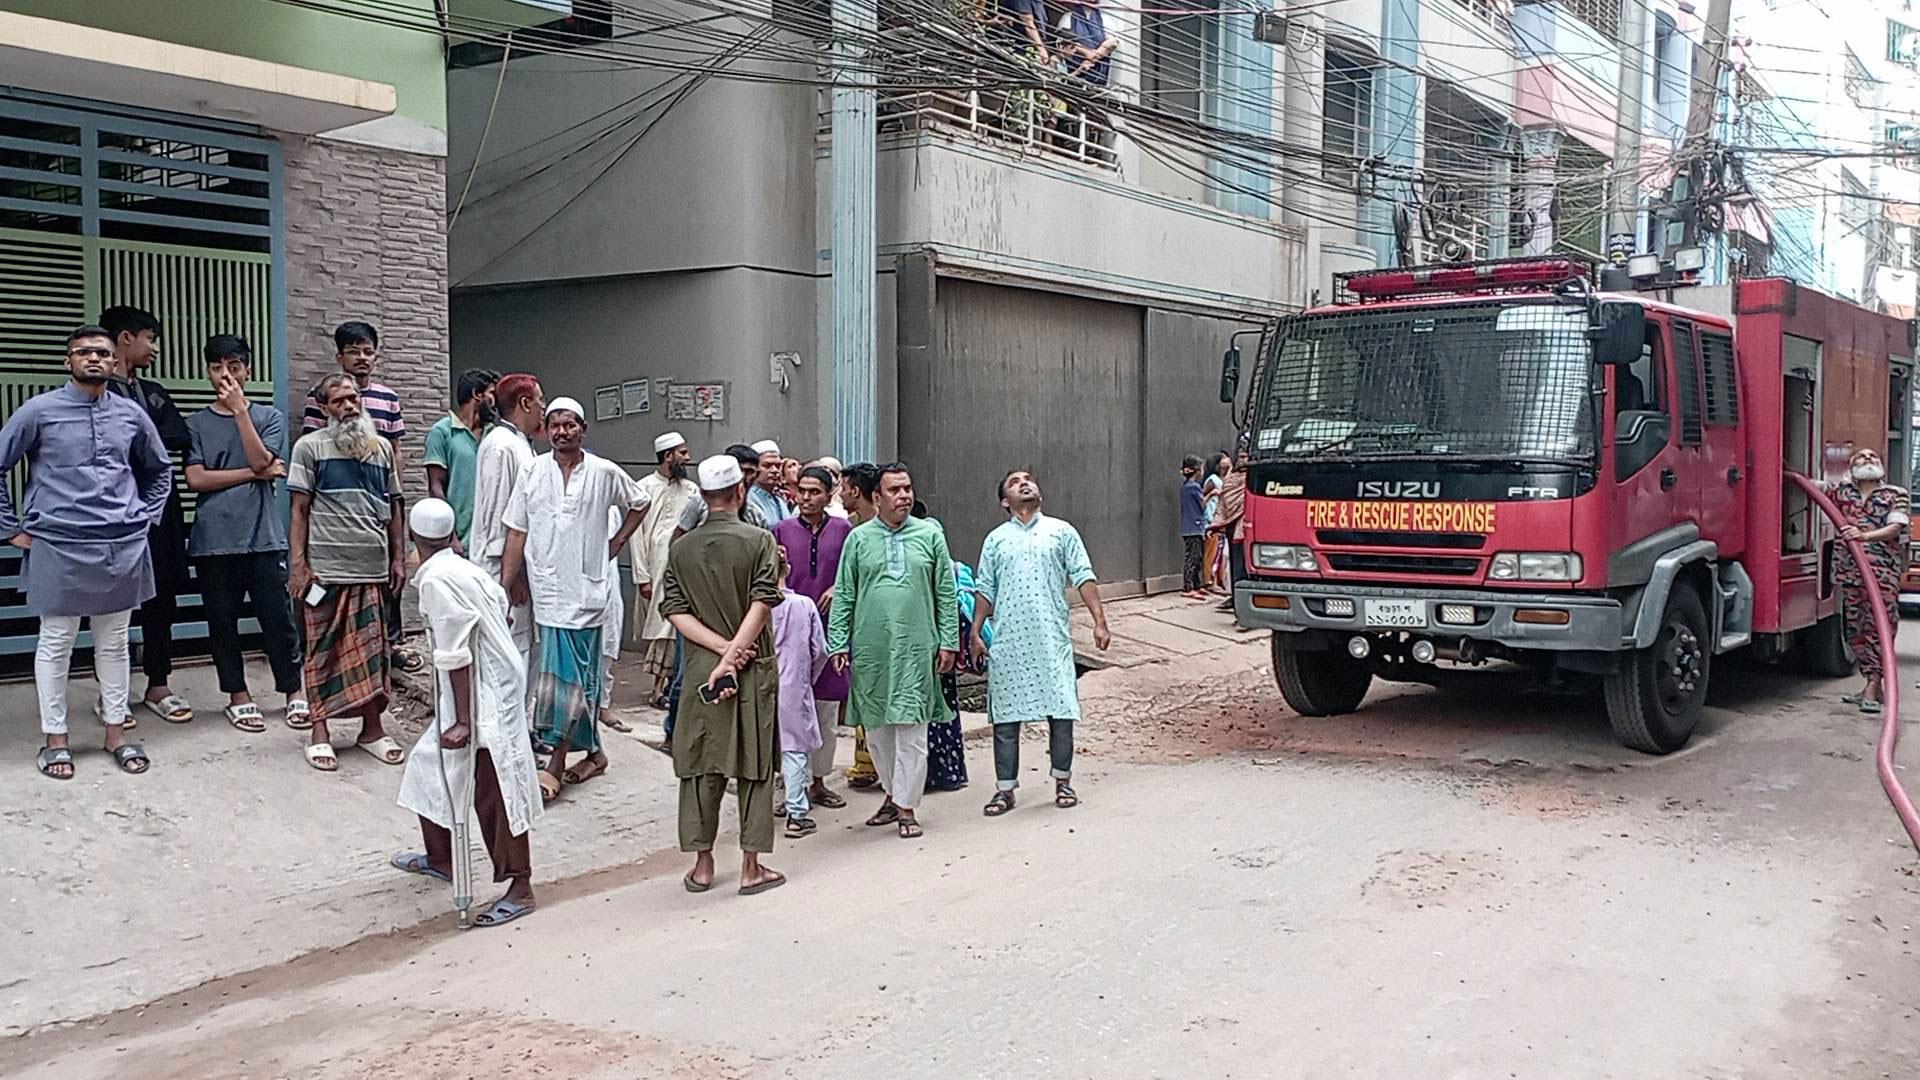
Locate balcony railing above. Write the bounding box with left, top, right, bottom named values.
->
left=872, top=86, right=1119, bottom=170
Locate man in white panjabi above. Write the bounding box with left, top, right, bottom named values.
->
left=390, top=498, right=541, bottom=927
left=501, top=397, right=648, bottom=802
left=469, top=373, right=545, bottom=682
left=629, top=430, right=697, bottom=709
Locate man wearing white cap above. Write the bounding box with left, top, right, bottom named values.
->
left=628, top=431, right=698, bottom=709
left=747, top=439, right=794, bottom=525
left=469, top=373, right=545, bottom=682
left=390, top=498, right=540, bottom=926
left=502, top=397, right=648, bottom=802
left=659, top=453, right=786, bottom=893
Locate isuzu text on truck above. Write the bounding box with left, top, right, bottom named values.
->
left=1221, top=256, right=1917, bottom=753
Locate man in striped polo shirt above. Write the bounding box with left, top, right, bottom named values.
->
left=303, top=322, right=421, bottom=674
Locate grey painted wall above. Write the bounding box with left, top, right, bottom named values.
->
left=1143, top=310, right=1255, bottom=589
left=449, top=267, right=827, bottom=467
left=447, top=39, right=817, bottom=288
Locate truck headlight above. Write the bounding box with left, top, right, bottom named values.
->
left=1252, top=543, right=1318, bottom=572
left=1488, top=552, right=1583, bottom=582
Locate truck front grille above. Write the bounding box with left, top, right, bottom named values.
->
left=1323, top=553, right=1481, bottom=576
left=1315, top=530, right=1485, bottom=549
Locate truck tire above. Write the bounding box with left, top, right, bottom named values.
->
left=1272, top=634, right=1373, bottom=716
left=1795, top=612, right=1854, bottom=679
left=1604, top=585, right=1709, bottom=754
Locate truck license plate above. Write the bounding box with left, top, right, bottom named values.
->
left=1363, top=599, right=1426, bottom=628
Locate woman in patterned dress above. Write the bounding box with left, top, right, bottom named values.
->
left=1827, top=447, right=1910, bottom=715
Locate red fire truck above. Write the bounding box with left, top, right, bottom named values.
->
left=1220, top=257, right=1918, bottom=753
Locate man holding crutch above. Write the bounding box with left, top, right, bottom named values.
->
left=390, top=498, right=541, bottom=927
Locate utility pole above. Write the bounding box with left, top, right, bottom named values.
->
left=830, top=0, right=878, bottom=465
left=1606, top=0, right=1648, bottom=266
left=1677, top=0, right=1734, bottom=251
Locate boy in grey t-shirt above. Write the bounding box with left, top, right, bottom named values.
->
left=183, top=335, right=306, bottom=731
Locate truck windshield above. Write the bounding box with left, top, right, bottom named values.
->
left=1248, top=301, right=1596, bottom=463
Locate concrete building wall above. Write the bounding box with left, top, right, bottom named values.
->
left=450, top=267, right=825, bottom=467
left=873, top=139, right=1305, bottom=315
left=447, top=48, right=817, bottom=289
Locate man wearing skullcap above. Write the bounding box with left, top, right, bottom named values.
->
left=628, top=431, right=698, bottom=709
left=502, top=397, right=648, bottom=803
left=747, top=439, right=794, bottom=525
left=660, top=453, right=787, bottom=893
left=390, top=498, right=541, bottom=927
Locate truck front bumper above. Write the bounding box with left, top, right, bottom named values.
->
left=1235, top=579, right=1627, bottom=653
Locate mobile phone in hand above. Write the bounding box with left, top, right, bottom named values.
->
left=698, top=672, right=738, bottom=704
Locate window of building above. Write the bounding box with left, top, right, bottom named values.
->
left=1322, top=49, right=1374, bottom=192
left=1142, top=3, right=1217, bottom=121
left=1890, top=121, right=1920, bottom=174
left=1559, top=0, right=1619, bottom=42
left=1891, top=19, right=1920, bottom=66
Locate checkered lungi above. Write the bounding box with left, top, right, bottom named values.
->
left=301, top=582, right=389, bottom=724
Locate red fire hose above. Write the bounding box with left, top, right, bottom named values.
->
left=1786, top=472, right=1920, bottom=854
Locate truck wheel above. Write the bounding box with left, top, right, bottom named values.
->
left=1795, top=613, right=1854, bottom=679
left=1272, top=634, right=1373, bottom=716
left=1604, top=585, right=1708, bottom=754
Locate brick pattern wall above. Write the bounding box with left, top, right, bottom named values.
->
left=279, top=131, right=449, bottom=506
left=279, top=132, right=449, bottom=629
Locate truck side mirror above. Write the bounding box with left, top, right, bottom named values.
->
left=1591, top=300, right=1646, bottom=364
left=1220, top=346, right=1241, bottom=404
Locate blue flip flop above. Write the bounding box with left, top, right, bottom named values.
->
left=390, top=851, right=451, bottom=882
left=472, top=895, right=534, bottom=928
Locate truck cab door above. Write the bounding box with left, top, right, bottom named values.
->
left=1612, top=318, right=1697, bottom=554
left=1686, top=321, right=1747, bottom=558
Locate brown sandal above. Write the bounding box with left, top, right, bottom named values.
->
left=563, top=756, right=608, bottom=785
left=864, top=802, right=901, bottom=827
left=539, top=771, right=562, bottom=804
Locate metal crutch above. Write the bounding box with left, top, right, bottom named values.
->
left=430, top=660, right=478, bottom=929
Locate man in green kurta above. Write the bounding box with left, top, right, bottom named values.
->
left=659, top=454, right=786, bottom=894
left=826, top=464, right=958, bottom=839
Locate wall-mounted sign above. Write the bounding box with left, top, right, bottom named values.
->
left=621, top=379, right=651, bottom=415
left=594, top=385, right=622, bottom=422
left=666, top=382, right=727, bottom=422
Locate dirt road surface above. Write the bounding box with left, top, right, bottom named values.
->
left=3, top=595, right=1917, bottom=1078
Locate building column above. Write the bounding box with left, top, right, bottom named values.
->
left=1519, top=127, right=1563, bottom=257
left=1281, top=4, right=1326, bottom=296
left=830, top=0, right=878, bottom=465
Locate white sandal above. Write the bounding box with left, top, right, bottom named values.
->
left=284, top=698, right=313, bottom=730
left=224, top=703, right=266, bottom=733
left=356, top=735, right=405, bottom=766
left=303, top=741, right=338, bottom=772
left=143, top=694, right=193, bottom=724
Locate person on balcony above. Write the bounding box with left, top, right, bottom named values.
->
left=1058, top=0, right=1118, bottom=156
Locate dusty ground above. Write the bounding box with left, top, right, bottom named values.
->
left=2, top=594, right=1918, bottom=1078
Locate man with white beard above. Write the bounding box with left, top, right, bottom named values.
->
left=288, top=373, right=410, bottom=773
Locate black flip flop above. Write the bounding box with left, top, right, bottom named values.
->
left=865, top=803, right=901, bottom=827
left=472, top=895, right=533, bottom=927
left=391, top=851, right=452, bottom=882
left=36, top=745, right=74, bottom=781
left=811, top=787, right=848, bottom=809
left=684, top=872, right=712, bottom=893
left=107, top=742, right=149, bottom=774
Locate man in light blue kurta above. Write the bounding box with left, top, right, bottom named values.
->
left=0, top=327, right=172, bottom=780
left=972, top=469, right=1110, bottom=815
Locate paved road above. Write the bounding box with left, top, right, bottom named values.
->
left=3, top=599, right=1918, bottom=1078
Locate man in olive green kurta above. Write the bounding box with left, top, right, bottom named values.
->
left=659, top=455, right=786, bottom=894
left=826, top=466, right=958, bottom=837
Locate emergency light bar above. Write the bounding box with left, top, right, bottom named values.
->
left=1334, top=256, right=1594, bottom=304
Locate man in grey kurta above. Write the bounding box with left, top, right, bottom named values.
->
left=658, top=454, right=787, bottom=895
left=0, top=326, right=171, bottom=779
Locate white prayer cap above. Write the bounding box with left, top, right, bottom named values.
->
left=697, top=454, right=744, bottom=491
left=815, top=455, right=843, bottom=474
left=545, top=396, right=585, bottom=421
left=653, top=431, right=687, bottom=454
left=750, top=439, right=781, bottom=456
left=409, top=498, right=457, bottom=540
